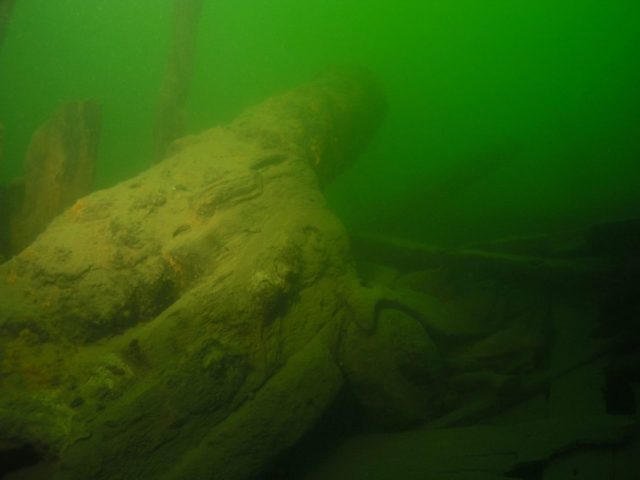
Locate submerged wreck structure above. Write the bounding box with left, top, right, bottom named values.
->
left=0, top=70, right=385, bottom=479
left=0, top=69, right=639, bottom=480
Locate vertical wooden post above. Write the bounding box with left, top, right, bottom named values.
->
left=10, top=100, right=101, bottom=253
left=0, top=0, right=15, bottom=168
left=0, top=0, right=15, bottom=169
left=154, top=0, right=204, bottom=161
left=0, top=0, right=15, bottom=260
left=0, top=123, right=8, bottom=260
left=0, top=121, right=4, bottom=170
left=0, top=0, right=14, bottom=50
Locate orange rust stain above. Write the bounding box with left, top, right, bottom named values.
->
left=70, top=198, right=87, bottom=218
left=162, top=251, right=187, bottom=287
left=1, top=333, right=66, bottom=389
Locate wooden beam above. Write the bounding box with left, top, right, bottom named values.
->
left=352, top=232, right=619, bottom=287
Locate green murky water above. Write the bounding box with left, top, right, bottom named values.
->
left=1, top=1, right=639, bottom=244
left=1, top=3, right=640, bottom=479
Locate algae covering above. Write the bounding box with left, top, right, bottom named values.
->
left=1, top=2, right=640, bottom=480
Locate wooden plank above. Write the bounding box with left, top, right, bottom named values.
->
left=352, top=232, right=617, bottom=288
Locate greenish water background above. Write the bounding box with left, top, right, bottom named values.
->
left=1, top=0, right=639, bottom=244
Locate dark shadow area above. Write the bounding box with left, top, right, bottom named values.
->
left=261, top=387, right=364, bottom=479
left=0, top=444, right=42, bottom=479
